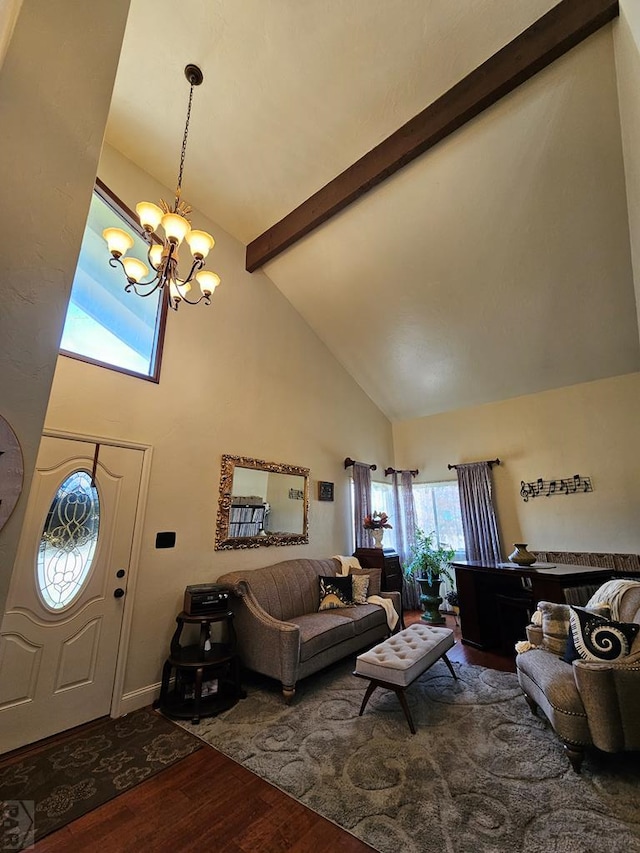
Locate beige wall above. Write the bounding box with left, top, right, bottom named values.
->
left=393, top=373, right=640, bottom=557
left=44, top=143, right=393, bottom=696
left=615, top=1, right=640, bottom=340
left=0, top=0, right=130, bottom=611
left=0, top=0, right=22, bottom=70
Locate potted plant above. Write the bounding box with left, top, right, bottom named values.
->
left=444, top=589, right=460, bottom=625
left=406, top=529, right=454, bottom=625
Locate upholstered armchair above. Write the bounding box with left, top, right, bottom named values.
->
left=515, top=582, right=640, bottom=772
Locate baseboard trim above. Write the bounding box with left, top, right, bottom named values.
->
left=116, top=682, right=162, bottom=716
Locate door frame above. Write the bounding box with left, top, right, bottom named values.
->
left=41, top=427, right=153, bottom=719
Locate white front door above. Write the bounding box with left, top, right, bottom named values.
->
left=0, top=437, right=143, bottom=753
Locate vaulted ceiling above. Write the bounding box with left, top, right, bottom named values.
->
left=106, top=0, right=640, bottom=422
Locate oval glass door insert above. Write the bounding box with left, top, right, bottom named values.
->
left=37, top=470, right=100, bottom=610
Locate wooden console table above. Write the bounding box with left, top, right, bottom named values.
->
left=452, top=560, right=613, bottom=654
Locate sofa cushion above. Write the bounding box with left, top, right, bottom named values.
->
left=336, top=603, right=387, bottom=635
left=348, top=567, right=382, bottom=597
left=563, top=607, right=640, bottom=663
left=318, top=575, right=354, bottom=610
left=218, top=558, right=339, bottom=621
left=292, top=612, right=356, bottom=662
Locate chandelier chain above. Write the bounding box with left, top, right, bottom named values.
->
left=176, top=82, right=195, bottom=205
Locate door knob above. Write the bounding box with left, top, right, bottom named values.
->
left=113, top=588, right=125, bottom=599
left=116, top=569, right=126, bottom=578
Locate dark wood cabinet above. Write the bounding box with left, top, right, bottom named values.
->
left=354, top=547, right=405, bottom=627
left=453, top=560, right=613, bottom=654
left=354, top=548, right=402, bottom=593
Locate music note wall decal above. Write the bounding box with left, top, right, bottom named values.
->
left=520, top=474, right=593, bottom=502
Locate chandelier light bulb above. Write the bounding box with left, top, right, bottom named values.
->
left=186, top=230, right=215, bottom=260
left=136, top=202, right=164, bottom=232
left=169, top=280, right=192, bottom=302
left=149, top=244, right=164, bottom=269
left=196, top=270, right=221, bottom=296
left=161, top=212, right=191, bottom=245
left=122, top=257, right=149, bottom=282
left=103, top=227, right=134, bottom=258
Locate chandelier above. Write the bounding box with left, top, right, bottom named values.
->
left=103, top=64, right=220, bottom=311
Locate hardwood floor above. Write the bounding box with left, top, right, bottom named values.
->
left=30, top=613, right=515, bottom=852
left=404, top=610, right=517, bottom=673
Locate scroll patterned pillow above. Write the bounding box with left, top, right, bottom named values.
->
left=318, top=575, right=354, bottom=611
left=563, top=606, right=640, bottom=663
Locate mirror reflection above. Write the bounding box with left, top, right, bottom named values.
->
left=215, top=455, right=309, bottom=550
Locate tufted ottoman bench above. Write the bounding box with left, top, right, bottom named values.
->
left=354, top=623, right=457, bottom=733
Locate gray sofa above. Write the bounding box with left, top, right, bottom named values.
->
left=218, top=557, right=400, bottom=702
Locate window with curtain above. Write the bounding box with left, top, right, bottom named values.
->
left=413, top=481, right=466, bottom=559
left=59, top=181, right=167, bottom=381
left=350, top=480, right=464, bottom=559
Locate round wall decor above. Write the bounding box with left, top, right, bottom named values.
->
left=0, top=415, right=24, bottom=533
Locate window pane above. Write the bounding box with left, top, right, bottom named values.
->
left=414, top=481, right=465, bottom=558
left=370, top=482, right=396, bottom=551
left=60, top=189, right=164, bottom=378
left=433, top=485, right=465, bottom=554
left=413, top=484, right=436, bottom=537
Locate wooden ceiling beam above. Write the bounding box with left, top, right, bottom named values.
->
left=246, top=0, right=618, bottom=272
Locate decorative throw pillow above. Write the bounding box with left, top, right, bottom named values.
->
left=537, top=600, right=609, bottom=657
left=318, top=575, right=354, bottom=611
left=349, top=567, right=382, bottom=597
left=563, top=606, right=640, bottom=663
left=351, top=574, right=370, bottom=604
left=536, top=601, right=574, bottom=656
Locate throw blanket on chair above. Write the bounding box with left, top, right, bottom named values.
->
left=333, top=555, right=399, bottom=631
left=587, top=579, right=640, bottom=621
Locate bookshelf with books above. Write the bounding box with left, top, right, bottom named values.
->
left=229, top=499, right=267, bottom=538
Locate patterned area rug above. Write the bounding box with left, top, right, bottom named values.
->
left=0, top=708, right=200, bottom=844
left=179, top=658, right=640, bottom=853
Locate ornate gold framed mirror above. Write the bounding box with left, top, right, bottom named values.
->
left=215, top=454, right=309, bottom=550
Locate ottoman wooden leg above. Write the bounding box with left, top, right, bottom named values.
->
left=359, top=680, right=378, bottom=717
left=394, top=687, right=416, bottom=735
left=441, top=652, right=458, bottom=680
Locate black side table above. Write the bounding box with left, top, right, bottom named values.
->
left=157, top=610, right=244, bottom=723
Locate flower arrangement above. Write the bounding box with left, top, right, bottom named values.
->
left=363, top=511, right=392, bottom=530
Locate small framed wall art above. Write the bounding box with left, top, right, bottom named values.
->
left=318, top=481, right=334, bottom=502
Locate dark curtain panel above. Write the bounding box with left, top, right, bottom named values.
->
left=456, top=462, right=502, bottom=563
left=353, top=462, right=373, bottom=549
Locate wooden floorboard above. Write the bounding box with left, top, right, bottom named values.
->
left=31, top=613, right=514, bottom=852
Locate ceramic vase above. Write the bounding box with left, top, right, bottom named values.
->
left=508, top=543, right=536, bottom=566
left=371, top=528, right=384, bottom=549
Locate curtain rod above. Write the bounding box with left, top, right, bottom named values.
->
left=384, top=467, right=418, bottom=477
left=344, top=457, right=377, bottom=471
left=448, top=458, right=500, bottom=470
